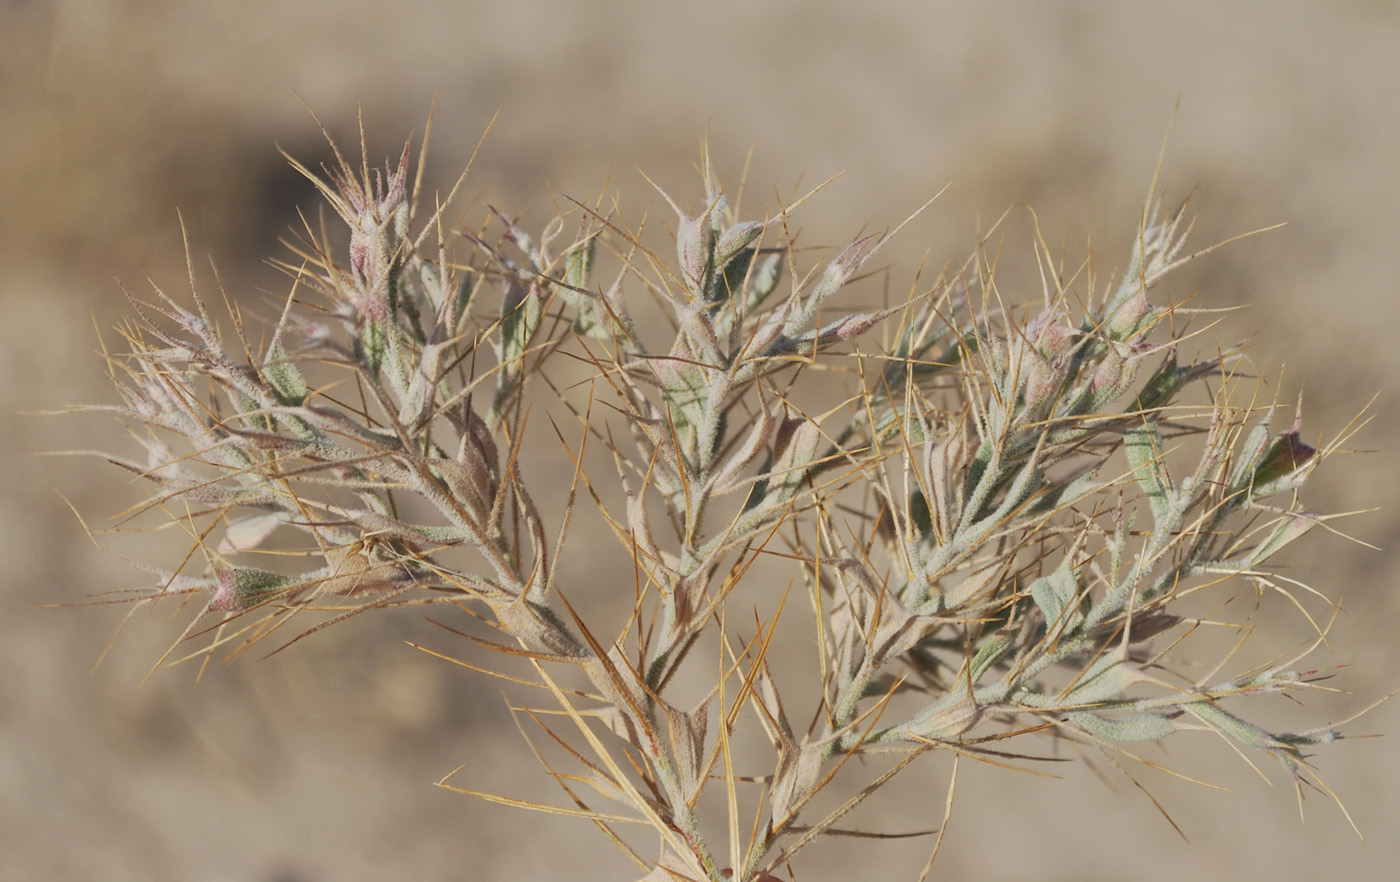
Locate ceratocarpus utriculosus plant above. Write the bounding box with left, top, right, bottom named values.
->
left=69, top=117, right=1372, bottom=881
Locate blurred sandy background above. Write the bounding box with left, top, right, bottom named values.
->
left=4, top=1, right=1399, bottom=879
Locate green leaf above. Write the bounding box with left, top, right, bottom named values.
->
left=1064, top=655, right=1138, bottom=705
left=968, top=632, right=1013, bottom=684
left=1030, top=560, right=1083, bottom=637
left=211, top=567, right=304, bottom=612
left=1125, top=418, right=1171, bottom=523
left=263, top=343, right=307, bottom=406
left=1070, top=711, right=1174, bottom=743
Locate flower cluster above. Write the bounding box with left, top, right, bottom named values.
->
left=76, top=124, right=1362, bottom=881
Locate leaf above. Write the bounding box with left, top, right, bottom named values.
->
left=711, top=405, right=777, bottom=496
left=966, top=632, right=1013, bottom=685
left=1029, top=560, right=1083, bottom=639
left=767, top=412, right=821, bottom=502
left=675, top=209, right=715, bottom=299
left=217, top=512, right=288, bottom=555
left=771, top=735, right=837, bottom=828
left=317, top=544, right=417, bottom=598
left=662, top=695, right=712, bottom=803
left=868, top=591, right=944, bottom=668
left=1125, top=417, right=1172, bottom=523
left=502, top=279, right=542, bottom=359
left=397, top=339, right=447, bottom=429
left=714, top=220, right=766, bottom=268
left=1249, top=430, right=1318, bottom=500
left=262, top=342, right=307, bottom=405
left=210, top=567, right=305, bottom=612
left=744, top=251, right=782, bottom=313
left=1243, top=514, right=1314, bottom=568
left=1063, top=654, right=1139, bottom=706
left=1070, top=711, right=1175, bottom=743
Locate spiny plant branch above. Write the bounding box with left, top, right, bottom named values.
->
left=61, top=115, right=1375, bottom=882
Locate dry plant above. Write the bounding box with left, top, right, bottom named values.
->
left=63, top=115, right=1374, bottom=880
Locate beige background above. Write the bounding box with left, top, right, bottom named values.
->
left=4, top=1, right=1398, bottom=879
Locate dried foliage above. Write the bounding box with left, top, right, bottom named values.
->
left=67, top=116, right=1371, bottom=880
